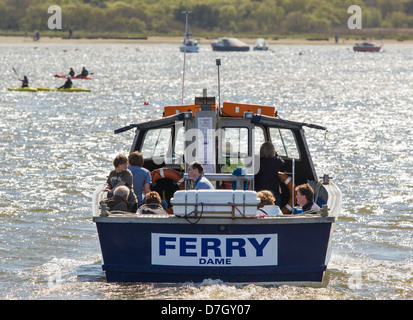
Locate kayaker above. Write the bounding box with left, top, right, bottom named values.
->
left=58, top=75, right=73, bottom=89
left=69, top=68, right=75, bottom=77
left=20, top=76, right=29, bottom=88
left=77, top=67, right=88, bottom=77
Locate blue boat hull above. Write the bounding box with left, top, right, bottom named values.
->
left=94, top=217, right=335, bottom=285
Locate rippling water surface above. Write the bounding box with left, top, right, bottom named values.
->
left=0, top=41, right=412, bottom=300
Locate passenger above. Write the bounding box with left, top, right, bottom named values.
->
left=100, top=185, right=130, bottom=212
left=77, top=67, right=88, bottom=77
left=68, top=68, right=75, bottom=77
left=20, top=75, right=29, bottom=88
left=254, top=141, right=285, bottom=206
left=256, top=190, right=281, bottom=216
left=188, top=161, right=214, bottom=190
left=295, top=183, right=320, bottom=213
left=128, top=151, right=151, bottom=207
left=137, top=191, right=168, bottom=215
left=58, top=75, right=73, bottom=89
left=104, top=154, right=138, bottom=212
left=220, top=142, right=243, bottom=189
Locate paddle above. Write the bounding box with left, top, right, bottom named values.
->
left=12, top=66, right=20, bottom=79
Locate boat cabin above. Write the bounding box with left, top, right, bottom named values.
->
left=115, top=92, right=328, bottom=212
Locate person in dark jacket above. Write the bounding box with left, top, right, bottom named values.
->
left=20, top=76, right=29, bottom=88
left=58, top=75, right=73, bottom=89
left=101, top=185, right=131, bottom=213
left=254, top=142, right=285, bottom=206
left=137, top=191, right=168, bottom=215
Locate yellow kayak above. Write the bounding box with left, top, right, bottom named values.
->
left=7, top=87, right=37, bottom=92
left=36, top=87, right=91, bottom=92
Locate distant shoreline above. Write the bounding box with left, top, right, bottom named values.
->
left=1, top=35, right=413, bottom=45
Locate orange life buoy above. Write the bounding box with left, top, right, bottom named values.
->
left=151, top=168, right=184, bottom=190
left=278, top=172, right=295, bottom=214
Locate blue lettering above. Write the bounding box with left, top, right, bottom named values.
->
left=180, top=237, right=197, bottom=256
left=159, top=237, right=176, bottom=256
left=248, top=237, right=271, bottom=256
left=201, top=238, right=222, bottom=257
left=226, top=238, right=246, bottom=257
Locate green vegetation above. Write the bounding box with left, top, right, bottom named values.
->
left=1, top=0, right=413, bottom=38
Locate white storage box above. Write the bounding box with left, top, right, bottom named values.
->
left=171, top=190, right=260, bottom=218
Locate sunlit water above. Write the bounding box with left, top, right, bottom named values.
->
left=0, top=41, right=412, bottom=300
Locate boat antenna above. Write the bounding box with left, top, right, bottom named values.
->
left=216, top=58, right=221, bottom=109
left=181, top=6, right=191, bottom=104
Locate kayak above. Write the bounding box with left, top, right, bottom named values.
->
left=54, top=73, right=93, bottom=80
left=55, top=88, right=91, bottom=92
left=7, top=87, right=37, bottom=92
left=37, top=87, right=91, bottom=92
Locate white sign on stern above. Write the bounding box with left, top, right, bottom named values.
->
left=151, top=233, right=278, bottom=267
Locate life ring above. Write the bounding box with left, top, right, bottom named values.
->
left=151, top=168, right=184, bottom=189
left=278, top=172, right=295, bottom=214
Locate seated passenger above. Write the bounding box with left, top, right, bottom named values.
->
left=256, top=190, right=281, bottom=216
left=104, top=154, right=137, bottom=212
left=137, top=191, right=168, bottom=215
left=100, top=185, right=131, bottom=213
left=295, top=183, right=320, bottom=213
left=188, top=161, right=214, bottom=190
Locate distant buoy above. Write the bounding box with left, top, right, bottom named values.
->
left=144, top=101, right=149, bottom=105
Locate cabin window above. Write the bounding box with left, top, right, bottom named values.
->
left=174, top=125, right=185, bottom=156
left=221, top=127, right=249, bottom=158
left=254, top=126, right=266, bottom=155
left=269, top=128, right=300, bottom=159
left=140, top=127, right=172, bottom=159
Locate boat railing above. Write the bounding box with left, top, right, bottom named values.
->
left=92, top=183, right=108, bottom=217
left=183, top=173, right=254, bottom=190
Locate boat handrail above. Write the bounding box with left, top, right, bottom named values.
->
left=92, top=183, right=108, bottom=217
left=183, top=173, right=254, bottom=190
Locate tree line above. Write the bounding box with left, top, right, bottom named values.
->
left=1, top=0, right=413, bottom=36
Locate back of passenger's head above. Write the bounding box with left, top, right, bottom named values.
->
left=295, top=183, right=314, bottom=202
left=145, top=191, right=161, bottom=204
left=128, top=151, right=144, bottom=167
left=257, top=190, right=275, bottom=208
left=189, top=161, right=204, bottom=174
left=260, top=142, right=276, bottom=158
left=113, top=154, right=128, bottom=168
left=114, top=185, right=130, bottom=198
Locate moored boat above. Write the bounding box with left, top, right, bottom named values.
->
left=93, top=92, right=341, bottom=286
left=211, top=38, right=249, bottom=52
left=253, top=38, right=269, bottom=51
left=353, top=42, right=381, bottom=52
left=180, top=38, right=199, bottom=53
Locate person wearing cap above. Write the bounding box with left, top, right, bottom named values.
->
left=58, top=75, right=73, bottom=89
left=187, top=161, right=214, bottom=190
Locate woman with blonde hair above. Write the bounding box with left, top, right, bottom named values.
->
left=254, top=142, right=285, bottom=206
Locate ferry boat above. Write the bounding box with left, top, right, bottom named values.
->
left=92, top=91, right=341, bottom=286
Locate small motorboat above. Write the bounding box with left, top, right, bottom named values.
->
left=253, top=38, right=269, bottom=51
left=353, top=42, right=381, bottom=52
left=180, top=38, right=199, bottom=53
left=211, top=37, right=249, bottom=52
